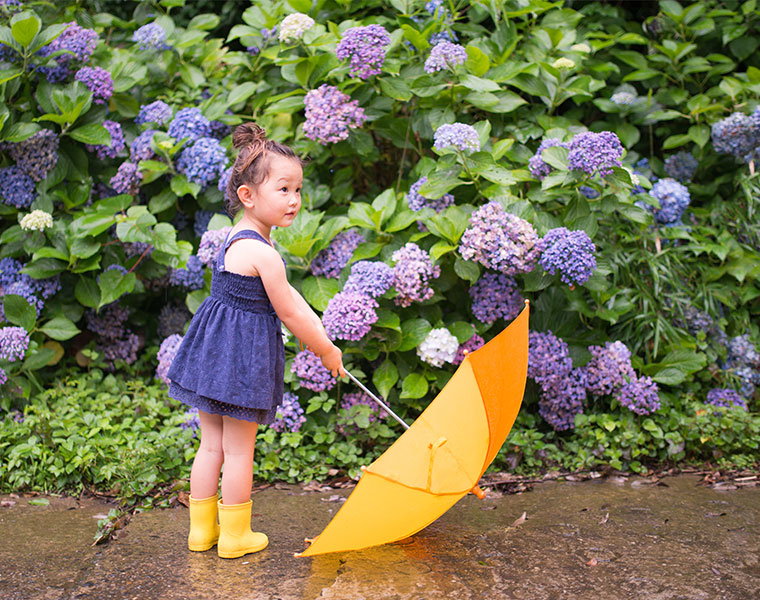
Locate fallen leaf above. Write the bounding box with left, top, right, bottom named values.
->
left=1, top=500, right=16, bottom=508
left=711, top=567, right=721, bottom=576
left=510, top=511, right=527, bottom=528
left=599, top=512, right=609, bottom=525
left=321, top=495, right=346, bottom=503
left=177, top=491, right=190, bottom=508
left=93, top=513, right=109, bottom=520
left=28, top=498, right=50, bottom=506
left=586, top=558, right=598, bottom=567
left=481, top=505, right=496, bottom=511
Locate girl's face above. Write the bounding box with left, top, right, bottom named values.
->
left=242, top=155, right=303, bottom=228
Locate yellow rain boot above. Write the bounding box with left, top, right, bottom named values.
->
left=188, top=494, right=220, bottom=552
left=217, top=499, right=268, bottom=559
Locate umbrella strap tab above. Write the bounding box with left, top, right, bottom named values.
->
left=426, top=437, right=448, bottom=492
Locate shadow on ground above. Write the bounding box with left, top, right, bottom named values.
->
left=1, top=475, right=758, bottom=600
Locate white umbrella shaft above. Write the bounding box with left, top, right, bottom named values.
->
left=345, top=371, right=410, bottom=430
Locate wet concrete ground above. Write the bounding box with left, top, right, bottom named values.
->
left=1, top=475, right=758, bottom=600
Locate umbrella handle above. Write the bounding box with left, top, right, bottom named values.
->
left=345, top=371, right=410, bottom=430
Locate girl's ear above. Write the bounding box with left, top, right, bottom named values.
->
left=237, top=184, right=255, bottom=208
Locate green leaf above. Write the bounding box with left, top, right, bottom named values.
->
left=301, top=276, right=341, bottom=311
left=3, top=294, right=36, bottom=331
left=38, top=316, right=80, bottom=341
left=400, top=373, right=429, bottom=399
left=187, top=13, right=219, bottom=30
left=379, top=77, right=412, bottom=102
left=430, top=240, right=458, bottom=260
left=227, top=82, right=258, bottom=106
left=148, top=188, right=177, bottom=214
left=70, top=236, right=101, bottom=259
left=454, top=257, right=480, bottom=283
left=98, top=270, right=136, bottom=308
left=398, top=318, right=432, bottom=352
left=22, top=347, right=55, bottom=370
left=449, top=321, right=475, bottom=344
left=10, top=11, right=41, bottom=48
left=372, top=359, right=399, bottom=398
left=374, top=309, right=401, bottom=331
left=688, top=124, right=710, bottom=148
left=1, top=122, right=40, bottom=143
left=460, top=74, right=501, bottom=93
left=75, top=277, right=100, bottom=308
left=68, top=123, right=110, bottom=145
left=652, top=367, right=686, bottom=386
left=170, top=175, right=201, bottom=198
left=371, top=189, right=397, bottom=227
left=20, top=258, right=66, bottom=278
left=465, top=45, right=490, bottom=77
left=179, top=63, right=205, bottom=89
left=662, top=134, right=690, bottom=150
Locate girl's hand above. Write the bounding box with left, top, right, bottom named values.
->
left=320, top=344, right=346, bottom=378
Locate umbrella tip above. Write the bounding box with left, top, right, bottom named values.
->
left=524, top=299, right=530, bottom=305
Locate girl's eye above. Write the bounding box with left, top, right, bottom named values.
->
left=280, top=187, right=288, bottom=192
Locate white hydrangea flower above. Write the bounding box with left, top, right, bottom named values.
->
left=570, top=43, right=591, bottom=53
left=279, top=13, right=315, bottom=43
left=611, top=91, right=636, bottom=106
left=417, top=327, right=459, bottom=367
left=552, top=57, right=575, bottom=70
left=20, top=209, right=53, bottom=231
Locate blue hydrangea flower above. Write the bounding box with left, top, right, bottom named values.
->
left=452, top=334, right=485, bottom=365
left=7, top=129, right=59, bottom=182
left=459, top=202, right=540, bottom=275
left=469, top=272, right=523, bottom=325
left=133, top=23, right=170, bottom=51
left=323, top=290, right=379, bottom=341
left=310, top=230, right=364, bottom=278
left=109, top=161, right=142, bottom=195
left=726, top=334, right=759, bottom=368
left=168, top=107, right=212, bottom=142
left=271, top=392, right=306, bottom=433
left=528, top=138, right=569, bottom=180
left=711, top=112, right=758, bottom=161
left=538, top=367, right=586, bottom=431
left=303, top=84, right=366, bottom=145
left=615, top=374, right=660, bottom=415
left=47, top=21, right=98, bottom=64
left=343, top=261, right=394, bottom=298
left=611, top=91, right=636, bottom=105
left=567, top=131, right=623, bottom=177
left=0, top=326, right=30, bottom=362
left=429, top=30, right=458, bottom=45
left=176, top=137, right=227, bottom=190
left=336, top=24, right=391, bottom=79
left=156, top=333, right=183, bottom=387
left=85, top=120, right=125, bottom=160
left=391, top=243, right=440, bottom=307
left=157, top=303, right=191, bottom=338
left=649, top=178, right=690, bottom=224
left=218, top=166, right=233, bottom=200
left=0, top=165, right=36, bottom=208
left=663, top=151, right=698, bottom=182
left=706, top=388, right=747, bottom=411
left=424, top=41, right=467, bottom=73
left=169, top=255, right=205, bottom=290
left=130, top=129, right=158, bottom=162
left=585, top=341, right=635, bottom=397
left=579, top=185, right=600, bottom=199
left=135, top=101, right=172, bottom=126
left=86, top=303, right=130, bottom=340
left=538, top=227, right=597, bottom=286
left=528, top=330, right=573, bottom=391
left=292, top=349, right=335, bottom=392
left=335, top=391, right=383, bottom=436
left=75, top=66, right=113, bottom=104
left=433, top=123, right=480, bottom=153
left=406, top=176, right=455, bottom=213
left=101, top=332, right=141, bottom=367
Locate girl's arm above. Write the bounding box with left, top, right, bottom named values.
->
left=288, top=284, right=326, bottom=338
left=252, top=244, right=344, bottom=376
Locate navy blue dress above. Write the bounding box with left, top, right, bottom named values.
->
left=168, top=229, right=285, bottom=424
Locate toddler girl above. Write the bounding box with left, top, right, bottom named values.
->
left=167, top=122, right=344, bottom=559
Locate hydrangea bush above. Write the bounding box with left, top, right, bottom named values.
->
left=0, top=0, right=758, bottom=476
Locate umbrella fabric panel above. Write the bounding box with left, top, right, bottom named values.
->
left=297, top=471, right=464, bottom=556
left=467, top=304, right=529, bottom=473
left=366, top=358, right=489, bottom=495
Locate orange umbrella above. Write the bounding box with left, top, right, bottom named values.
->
left=296, top=300, right=530, bottom=557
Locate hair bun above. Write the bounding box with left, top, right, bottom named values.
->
left=232, top=123, right=267, bottom=150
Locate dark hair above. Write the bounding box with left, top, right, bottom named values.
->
left=224, top=123, right=302, bottom=217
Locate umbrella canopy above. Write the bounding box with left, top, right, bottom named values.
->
left=296, top=301, right=529, bottom=557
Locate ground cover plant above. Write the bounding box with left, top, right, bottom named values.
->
left=0, top=0, right=759, bottom=503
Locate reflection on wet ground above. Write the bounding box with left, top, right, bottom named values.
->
left=1, top=475, right=758, bottom=599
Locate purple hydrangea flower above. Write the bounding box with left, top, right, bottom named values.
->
left=538, top=227, right=597, bottom=286
left=433, top=123, right=480, bottom=153
left=218, top=166, right=233, bottom=200
left=711, top=112, right=757, bottom=160
left=579, top=185, right=600, bottom=199
left=0, top=367, right=6, bottom=385
left=611, top=91, right=636, bottom=105
left=310, top=230, right=364, bottom=278
left=75, top=66, right=113, bottom=104
left=0, top=326, right=30, bottom=362
left=459, top=202, right=540, bottom=275
left=135, top=101, right=172, bottom=126
left=424, top=41, right=467, bottom=73
left=109, top=161, right=142, bottom=195
left=452, top=334, right=485, bottom=365
left=169, top=255, right=205, bottom=290
left=7, top=129, right=59, bottom=182
left=180, top=408, right=200, bottom=435
left=391, top=243, right=440, bottom=307
left=538, top=367, right=586, bottom=431
left=469, top=272, right=523, bottom=325
left=85, top=120, right=125, bottom=160
left=585, top=341, right=635, bottom=397
left=168, top=107, right=212, bottom=142
left=47, top=22, right=98, bottom=64
left=197, top=226, right=231, bottom=267
left=176, top=137, right=227, bottom=190
left=193, top=209, right=218, bottom=237
left=335, top=391, right=383, bottom=435
left=706, top=388, right=747, bottom=411
left=615, top=374, right=660, bottom=415
left=726, top=334, right=759, bottom=368
left=343, top=261, right=394, bottom=298
left=567, top=131, right=623, bottom=177
left=336, top=24, right=391, bottom=79
left=292, top=349, right=335, bottom=392
left=271, top=392, right=307, bottom=433
left=86, top=303, right=129, bottom=339
left=133, top=23, right=170, bottom=51
left=123, top=241, right=153, bottom=259
left=156, top=333, right=183, bottom=387
left=101, top=332, right=141, bottom=368
left=528, top=330, right=573, bottom=391
left=157, top=303, right=191, bottom=338
left=323, top=291, right=379, bottom=341
left=649, top=178, right=690, bottom=224
left=529, top=138, right=569, bottom=180
left=0, top=166, right=36, bottom=208
left=664, top=151, right=698, bottom=182
left=303, top=84, right=367, bottom=145
left=406, top=176, right=455, bottom=212
left=130, top=129, right=158, bottom=162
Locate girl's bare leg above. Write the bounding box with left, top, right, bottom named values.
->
left=220, top=415, right=258, bottom=505
left=189, top=410, right=224, bottom=499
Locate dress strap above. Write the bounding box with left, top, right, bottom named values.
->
left=218, top=229, right=274, bottom=271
